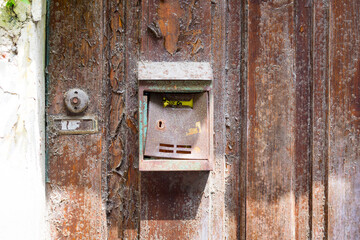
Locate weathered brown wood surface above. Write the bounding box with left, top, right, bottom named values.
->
left=46, top=0, right=107, bottom=238
left=47, top=0, right=360, bottom=239
left=106, top=0, right=141, bottom=239
left=312, top=0, right=329, bottom=239
left=328, top=0, right=360, bottom=239
left=225, top=0, right=244, bottom=239
left=247, top=0, right=301, bottom=238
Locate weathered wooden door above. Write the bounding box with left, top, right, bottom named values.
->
left=46, top=0, right=359, bottom=239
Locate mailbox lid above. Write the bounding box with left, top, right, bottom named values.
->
left=138, top=62, right=213, bottom=81
left=144, top=92, right=209, bottom=160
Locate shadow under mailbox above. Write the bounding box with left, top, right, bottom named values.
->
left=141, top=171, right=209, bottom=220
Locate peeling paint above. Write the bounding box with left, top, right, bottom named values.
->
left=158, top=0, right=184, bottom=54
left=46, top=0, right=360, bottom=239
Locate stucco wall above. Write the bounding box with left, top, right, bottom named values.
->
left=0, top=0, right=46, bottom=239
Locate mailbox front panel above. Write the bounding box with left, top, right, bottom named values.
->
left=144, top=92, right=209, bottom=160
left=138, top=61, right=213, bottom=171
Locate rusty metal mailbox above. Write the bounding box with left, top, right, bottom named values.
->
left=138, top=62, right=213, bottom=171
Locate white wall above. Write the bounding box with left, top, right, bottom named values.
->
left=0, top=0, right=46, bottom=239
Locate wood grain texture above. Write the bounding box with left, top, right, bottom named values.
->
left=140, top=172, right=210, bottom=239
left=312, top=0, right=329, bottom=239
left=246, top=1, right=314, bottom=238
left=328, top=0, right=360, bottom=239
left=239, top=1, right=248, bottom=239
left=225, top=0, right=243, bottom=239
left=46, top=0, right=107, bottom=238
left=46, top=0, right=360, bottom=239
left=294, top=0, right=312, bottom=238
left=247, top=0, right=298, bottom=239
left=106, top=0, right=141, bottom=239
left=209, top=0, right=226, bottom=239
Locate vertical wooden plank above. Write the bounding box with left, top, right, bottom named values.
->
left=210, top=0, right=226, bottom=239
left=328, top=0, right=360, bottom=238
left=312, top=0, right=329, bottom=239
left=122, top=0, right=142, bottom=238
left=47, top=0, right=107, bottom=238
left=294, top=0, right=312, bottom=239
left=225, top=0, right=243, bottom=239
left=239, top=1, right=248, bottom=239
left=105, top=0, right=136, bottom=238
left=107, top=0, right=142, bottom=239
left=139, top=1, right=214, bottom=239
left=246, top=0, right=301, bottom=238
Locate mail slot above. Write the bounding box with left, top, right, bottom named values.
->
left=138, top=62, right=213, bottom=171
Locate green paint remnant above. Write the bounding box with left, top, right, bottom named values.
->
left=6, top=0, right=15, bottom=11
left=0, top=0, right=30, bottom=29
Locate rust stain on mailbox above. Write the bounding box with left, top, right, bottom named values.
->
left=138, top=62, right=213, bottom=171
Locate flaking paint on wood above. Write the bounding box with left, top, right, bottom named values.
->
left=47, top=0, right=107, bottom=238
left=47, top=0, right=360, bottom=239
